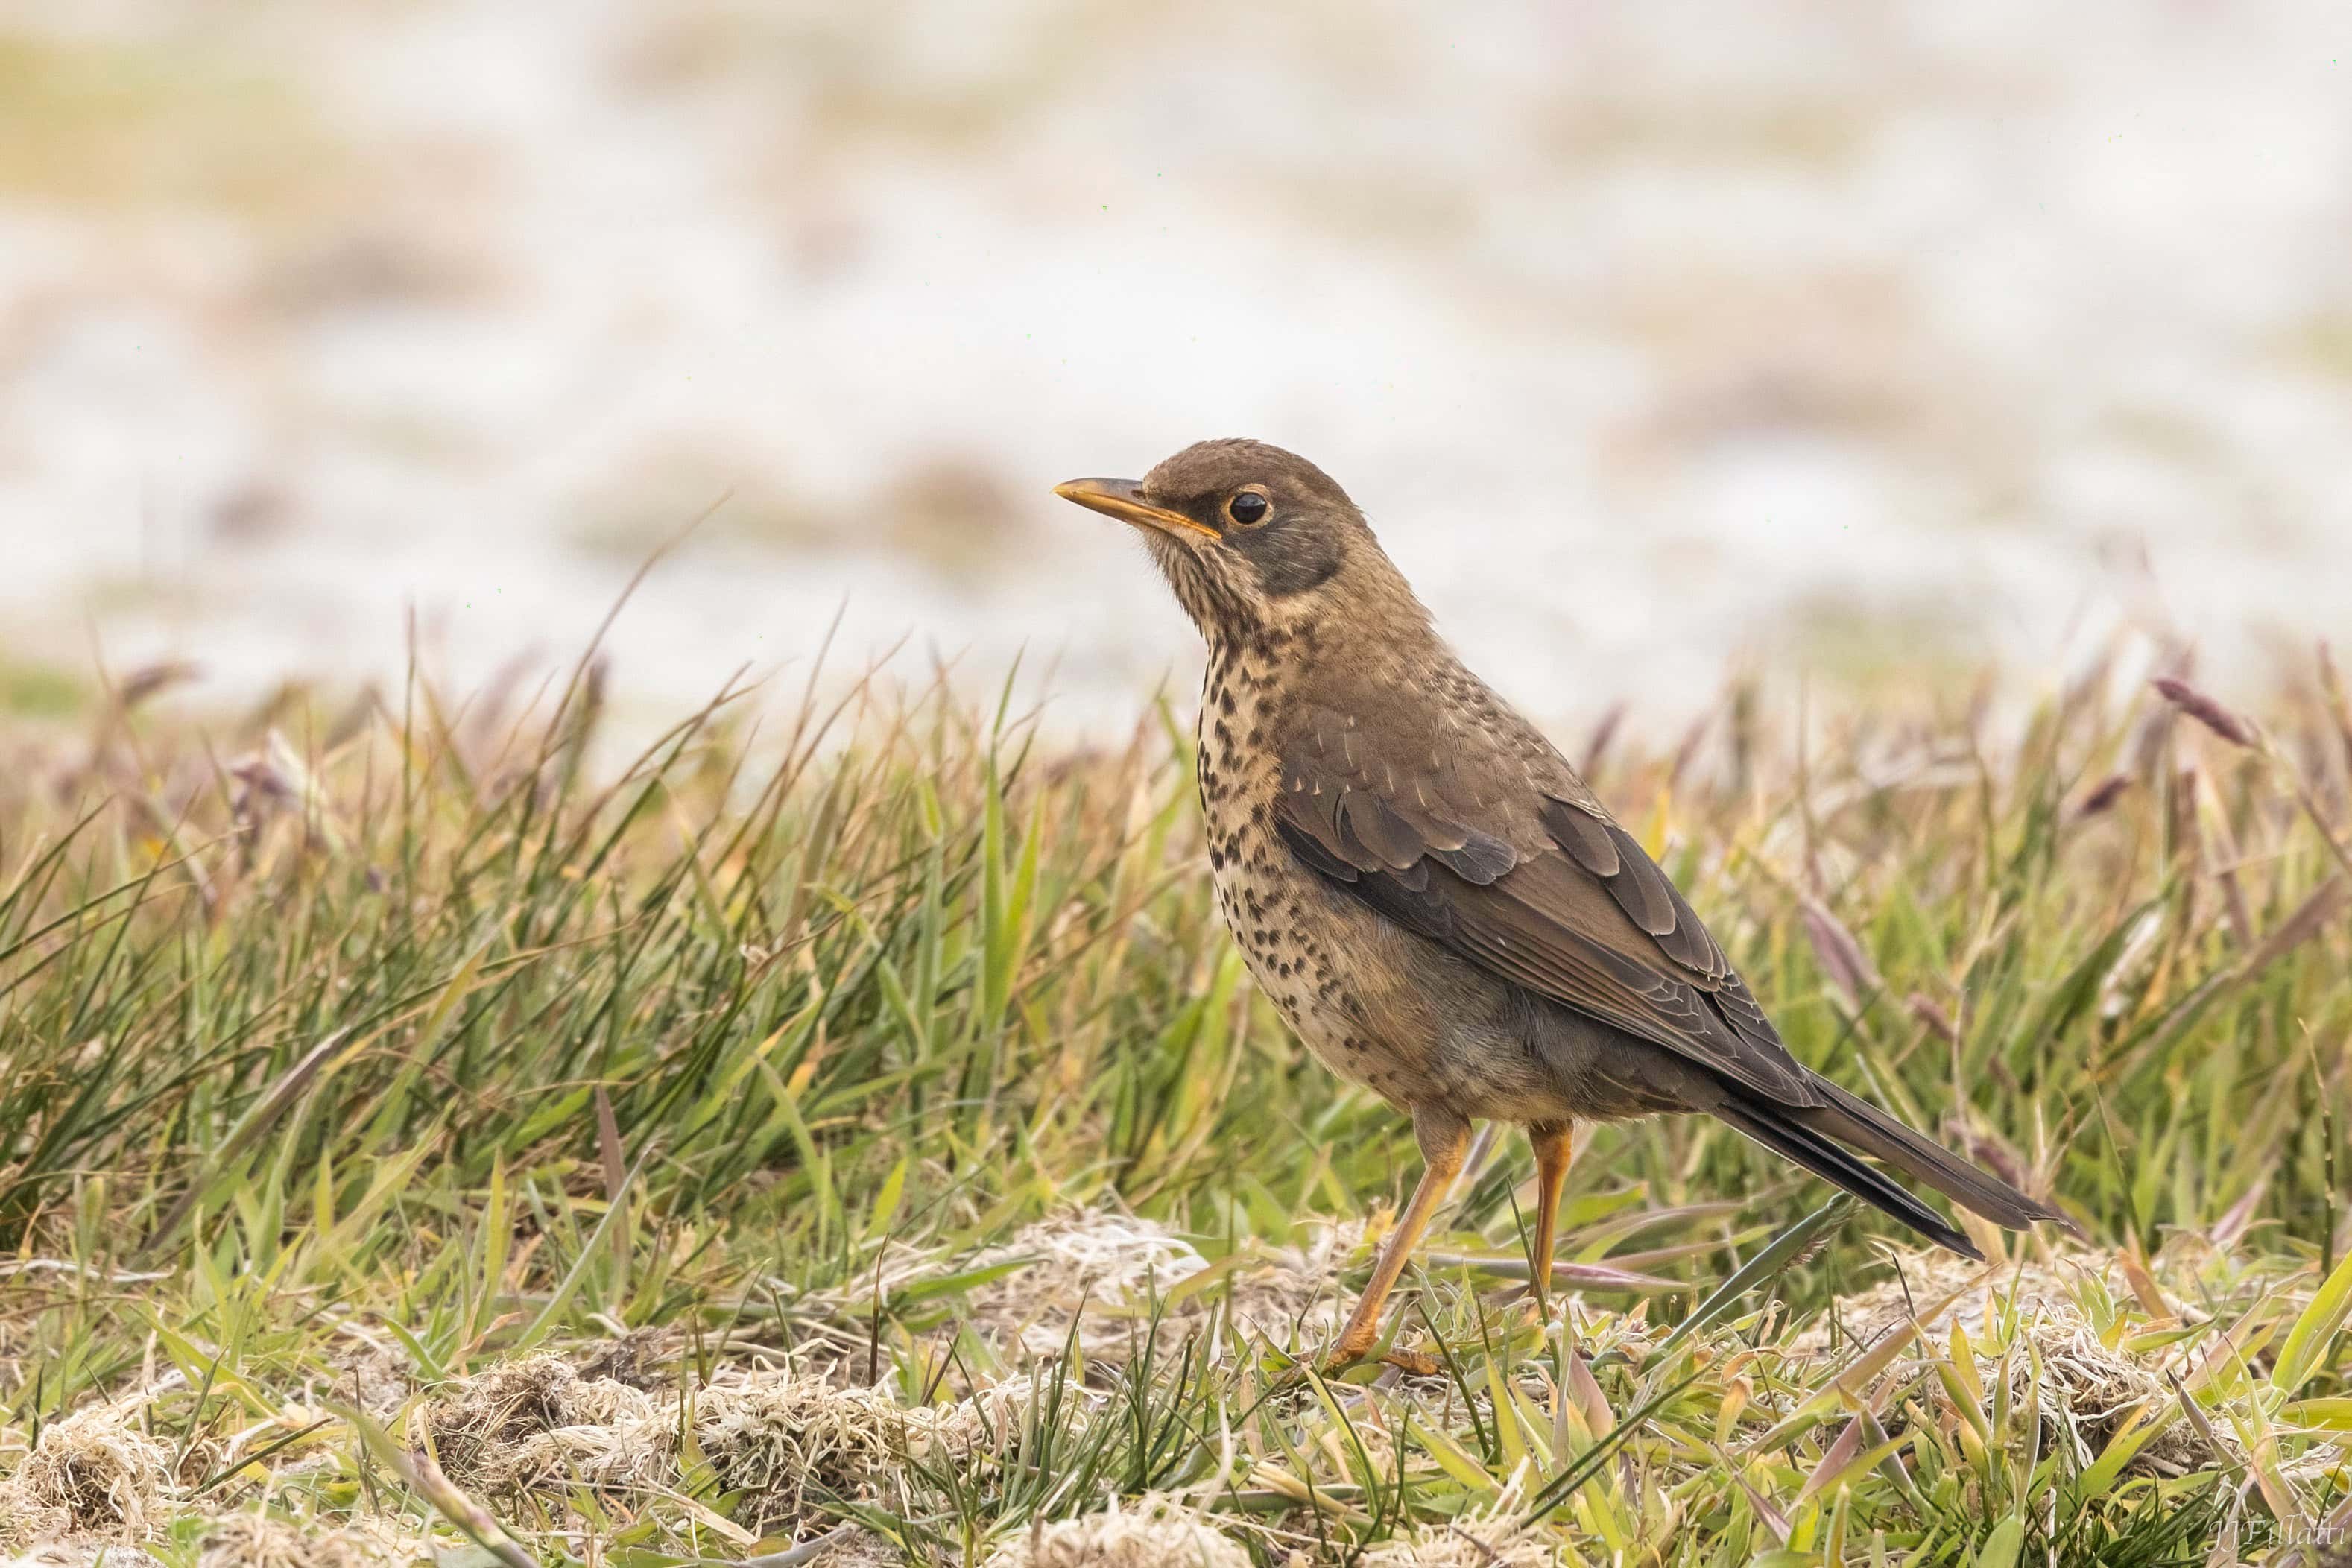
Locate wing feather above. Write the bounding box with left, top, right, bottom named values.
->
left=1277, top=705, right=1818, bottom=1107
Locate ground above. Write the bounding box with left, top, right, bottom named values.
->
left=0, top=647, right=2347, bottom=1565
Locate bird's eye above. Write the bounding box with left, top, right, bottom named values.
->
left=1227, top=489, right=1271, bottom=527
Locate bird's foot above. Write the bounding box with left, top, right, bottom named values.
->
left=1319, top=1337, right=1444, bottom=1379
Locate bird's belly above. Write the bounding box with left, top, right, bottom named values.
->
left=1208, top=832, right=1400, bottom=1092
left=1213, top=862, right=1338, bottom=1040
left=1209, top=832, right=1579, bottom=1124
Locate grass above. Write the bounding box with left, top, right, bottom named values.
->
left=0, top=634, right=2348, bottom=1566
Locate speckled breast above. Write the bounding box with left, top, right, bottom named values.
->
left=1195, top=653, right=1374, bottom=1089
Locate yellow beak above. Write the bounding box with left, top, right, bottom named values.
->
left=1053, top=477, right=1219, bottom=540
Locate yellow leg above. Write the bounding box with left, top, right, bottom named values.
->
left=1326, top=1107, right=1472, bottom=1372
left=1527, top=1121, right=1575, bottom=1323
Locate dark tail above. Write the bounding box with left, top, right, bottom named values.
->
left=1715, top=1076, right=2072, bottom=1259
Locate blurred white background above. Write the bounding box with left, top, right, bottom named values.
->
left=2, top=0, right=2350, bottom=734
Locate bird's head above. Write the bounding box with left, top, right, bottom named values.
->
left=1056, top=438, right=1406, bottom=648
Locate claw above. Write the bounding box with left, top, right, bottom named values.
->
left=1321, top=1336, right=1444, bottom=1379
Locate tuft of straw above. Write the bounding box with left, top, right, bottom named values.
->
left=980, top=1496, right=1248, bottom=1567
left=0, top=1400, right=175, bottom=1544
left=952, top=1210, right=1362, bottom=1365
left=421, top=1354, right=671, bottom=1497
left=808, top=1526, right=905, bottom=1566
left=195, top=1510, right=420, bottom=1568
left=1796, top=1249, right=2216, bottom=1476
left=698, top=1369, right=1047, bottom=1535
left=417, top=1350, right=1067, bottom=1539
left=1359, top=1518, right=1561, bottom=1566
left=323, top=1330, right=417, bottom=1420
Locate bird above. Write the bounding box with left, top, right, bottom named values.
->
left=1055, top=437, right=2071, bottom=1372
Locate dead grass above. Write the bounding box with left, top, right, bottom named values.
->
left=416, top=1349, right=1069, bottom=1540
left=0, top=1401, right=174, bottom=1546
left=1359, top=1518, right=1562, bottom=1566
left=812, top=1527, right=911, bottom=1567
left=979, top=1494, right=1249, bottom=1568
left=195, top=1511, right=420, bottom=1567
left=1795, top=1243, right=2254, bottom=1479
left=420, top=1354, right=673, bottom=1497
left=697, top=1371, right=1048, bottom=1537
left=948, top=1210, right=1364, bottom=1366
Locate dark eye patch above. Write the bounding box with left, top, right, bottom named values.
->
left=1238, top=519, right=1344, bottom=597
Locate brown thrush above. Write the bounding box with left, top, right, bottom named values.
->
left=1056, top=439, right=2068, bottom=1371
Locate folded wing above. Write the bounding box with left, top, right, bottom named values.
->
left=1273, top=702, right=1821, bottom=1107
